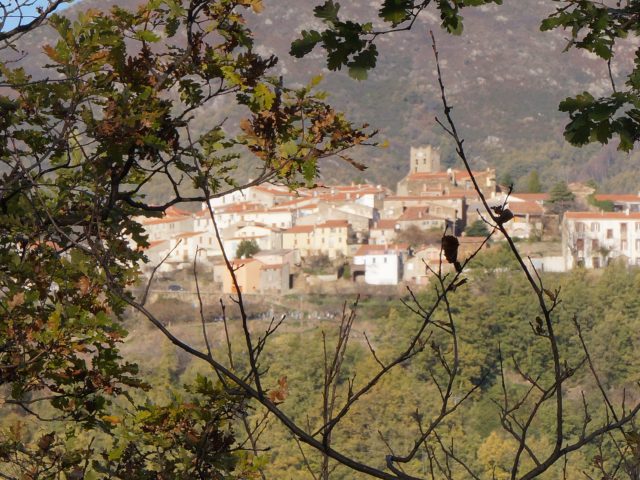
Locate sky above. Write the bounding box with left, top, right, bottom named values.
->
left=2, top=0, right=74, bottom=32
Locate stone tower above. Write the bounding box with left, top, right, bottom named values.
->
left=410, top=145, right=440, bottom=174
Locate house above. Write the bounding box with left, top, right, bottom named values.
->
left=282, top=225, right=315, bottom=257
left=353, top=244, right=408, bottom=285
left=140, top=207, right=195, bottom=241
left=504, top=201, right=544, bottom=239
left=593, top=194, right=640, bottom=213
left=370, top=219, right=399, bottom=245
left=282, top=220, right=351, bottom=259
left=403, top=245, right=444, bottom=285
left=562, top=211, right=640, bottom=269
left=140, top=240, right=171, bottom=272
left=395, top=207, right=449, bottom=232
left=259, top=263, right=292, bottom=293
left=220, top=258, right=263, bottom=294
left=382, top=195, right=464, bottom=221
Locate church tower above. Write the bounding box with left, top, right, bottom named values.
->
left=410, top=145, right=440, bottom=174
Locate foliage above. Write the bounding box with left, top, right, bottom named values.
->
left=547, top=180, right=576, bottom=214
left=302, top=254, right=333, bottom=274
left=464, top=220, right=490, bottom=237
left=0, top=0, right=371, bottom=476
left=290, top=0, right=502, bottom=80
left=236, top=239, right=260, bottom=259
left=525, top=170, right=542, bottom=193
left=394, top=225, right=442, bottom=247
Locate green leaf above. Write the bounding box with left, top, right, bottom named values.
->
left=314, top=0, right=340, bottom=23
left=134, top=30, right=160, bottom=42
left=379, top=0, right=412, bottom=26
left=290, top=30, right=322, bottom=57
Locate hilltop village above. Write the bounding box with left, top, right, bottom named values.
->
left=138, top=146, right=640, bottom=294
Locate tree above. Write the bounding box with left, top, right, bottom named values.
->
left=0, top=0, right=372, bottom=476
left=525, top=170, right=542, bottom=193
left=236, top=239, right=260, bottom=258
left=2, top=1, right=640, bottom=479
left=547, top=180, right=576, bottom=214
left=464, top=220, right=490, bottom=237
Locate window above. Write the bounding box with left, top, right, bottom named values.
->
left=636, top=239, right=640, bottom=251
left=592, top=257, right=601, bottom=268
left=636, top=222, right=640, bottom=232
left=621, top=239, right=628, bottom=250
left=575, top=222, right=585, bottom=233
left=590, top=222, right=600, bottom=232
left=591, top=239, right=599, bottom=250
left=607, top=229, right=613, bottom=239
left=383, top=257, right=387, bottom=263
left=576, top=238, right=584, bottom=252
left=621, top=223, right=628, bottom=235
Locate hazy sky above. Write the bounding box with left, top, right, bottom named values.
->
left=2, top=0, right=73, bottom=31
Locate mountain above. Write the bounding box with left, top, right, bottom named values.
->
left=8, top=0, right=640, bottom=194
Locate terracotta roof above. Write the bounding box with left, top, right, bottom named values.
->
left=215, top=202, right=263, bottom=214
left=594, top=194, right=640, bottom=203
left=164, top=206, right=192, bottom=217
left=565, top=211, right=640, bottom=220
left=354, top=243, right=409, bottom=256
left=284, top=225, right=314, bottom=234
left=371, top=219, right=398, bottom=230
left=509, top=201, right=544, bottom=215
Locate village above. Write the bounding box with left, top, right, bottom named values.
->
left=138, top=146, right=640, bottom=295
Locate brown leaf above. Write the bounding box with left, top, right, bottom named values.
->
left=441, top=235, right=459, bottom=264
left=7, top=292, right=25, bottom=311
left=77, top=276, right=91, bottom=295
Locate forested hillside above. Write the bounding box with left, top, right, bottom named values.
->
left=106, top=260, right=640, bottom=478
left=10, top=0, right=640, bottom=195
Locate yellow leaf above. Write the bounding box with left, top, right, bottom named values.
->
left=251, top=0, right=264, bottom=13
left=101, top=415, right=122, bottom=425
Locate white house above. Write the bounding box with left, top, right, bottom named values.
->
left=562, top=211, right=640, bottom=269
left=353, top=244, right=407, bottom=285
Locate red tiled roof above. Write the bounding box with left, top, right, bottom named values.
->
left=594, top=194, right=640, bottom=203
left=565, top=211, right=640, bottom=220
left=371, top=219, right=398, bottom=230
left=165, top=206, right=192, bottom=217
left=509, top=201, right=544, bottom=215
left=354, top=243, right=409, bottom=256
